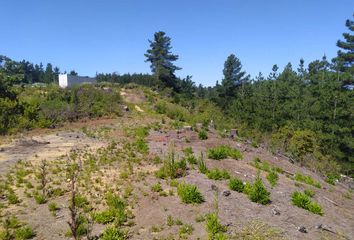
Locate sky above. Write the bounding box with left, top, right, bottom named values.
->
left=1, top=0, right=353, bottom=86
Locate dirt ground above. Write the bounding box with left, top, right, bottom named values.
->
left=0, top=114, right=353, bottom=240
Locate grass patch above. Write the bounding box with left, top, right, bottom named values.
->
left=266, top=171, right=279, bottom=187
left=229, top=177, right=244, bottom=192
left=233, top=220, right=285, bottom=239
left=207, top=145, right=242, bottom=160
left=206, top=168, right=230, bottom=180
left=198, top=129, right=208, bottom=140
left=151, top=183, right=163, bottom=192
left=177, top=183, right=204, bottom=204
left=294, top=173, right=321, bottom=188
left=155, top=152, right=187, bottom=179
left=205, top=213, right=227, bottom=240
left=291, top=191, right=323, bottom=215
left=93, top=193, right=127, bottom=225
left=100, top=226, right=127, bottom=240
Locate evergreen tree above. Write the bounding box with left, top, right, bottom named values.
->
left=144, top=31, right=181, bottom=90
left=335, top=15, right=354, bottom=83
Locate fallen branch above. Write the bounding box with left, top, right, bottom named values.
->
left=323, top=196, right=338, bottom=206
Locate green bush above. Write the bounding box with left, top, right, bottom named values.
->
left=248, top=176, right=270, bottom=205
left=304, top=189, right=315, bottom=198
left=294, top=173, right=321, bottom=188
left=177, top=183, right=204, bottom=204
left=14, top=226, right=35, bottom=240
left=229, top=177, right=244, bottom=192
left=151, top=183, right=163, bottom=192
left=205, top=213, right=227, bottom=240
left=266, top=171, right=278, bottom=187
left=33, top=194, right=46, bottom=204
left=93, top=194, right=127, bottom=225
left=206, top=168, right=230, bottom=180
left=198, top=130, right=208, bottom=140
left=208, top=145, right=242, bottom=160
left=291, top=191, right=323, bottom=215
left=197, top=153, right=208, bottom=174
left=100, top=226, right=127, bottom=240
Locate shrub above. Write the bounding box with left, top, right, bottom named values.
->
left=93, top=194, right=127, bottom=225
left=291, top=191, right=323, bottom=215
left=14, top=226, right=35, bottom=240
left=198, top=130, right=208, bottom=140
left=206, top=168, right=230, bottom=180
left=151, top=183, right=163, bottom=192
left=266, top=171, right=278, bottom=187
left=155, top=152, right=187, bottom=179
left=177, top=183, right=204, bottom=204
left=179, top=224, right=194, bottom=236
left=185, top=154, right=197, bottom=165
left=7, top=192, right=20, bottom=204
left=100, top=226, right=127, bottom=240
left=294, top=173, right=321, bottom=188
left=208, top=145, right=242, bottom=160
left=248, top=176, right=270, bottom=205
left=34, top=194, right=46, bottom=204
left=197, top=153, right=208, bottom=174
left=48, top=202, right=60, bottom=212
left=205, top=213, right=227, bottom=240
left=229, top=177, right=244, bottom=192
left=304, top=189, right=315, bottom=198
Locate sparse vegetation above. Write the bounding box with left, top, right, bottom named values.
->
left=229, top=177, right=244, bottom=192
left=294, top=173, right=321, bottom=188
left=247, top=175, right=271, bottom=205
left=205, top=213, right=227, bottom=240
left=206, top=168, right=230, bottom=180
left=177, top=183, right=204, bottom=204
left=208, top=145, right=242, bottom=160
left=266, top=171, right=279, bottom=187
left=291, top=191, right=323, bottom=215
left=198, top=129, right=208, bottom=140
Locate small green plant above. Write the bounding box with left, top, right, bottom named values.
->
left=266, top=171, right=278, bottom=187
left=195, top=214, right=206, bottom=223
left=183, top=147, right=193, bottom=155
left=7, top=192, right=20, bottom=204
left=93, top=193, right=127, bottom=225
left=185, top=154, right=197, bottom=164
left=167, top=215, right=174, bottom=226
left=205, top=213, right=227, bottom=240
left=151, top=183, right=163, bottom=192
left=34, top=194, right=47, bottom=204
left=206, top=168, right=230, bottom=180
left=179, top=224, right=194, bottom=236
left=197, top=153, right=208, bottom=174
left=248, top=176, right=270, bottom=205
left=48, top=202, right=60, bottom=213
left=100, top=226, right=127, bottom=240
left=155, top=151, right=187, bottom=179
left=15, top=226, right=35, bottom=240
left=229, top=177, right=244, bottom=192
left=177, top=183, right=204, bottom=204
left=304, top=189, right=315, bottom=198
left=208, top=145, right=242, bottom=160
left=198, top=129, right=208, bottom=140
left=291, top=191, right=323, bottom=215
left=294, top=173, right=321, bottom=188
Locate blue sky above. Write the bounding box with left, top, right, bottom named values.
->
left=1, top=1, right=353, bottom=86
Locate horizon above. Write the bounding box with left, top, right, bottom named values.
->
left=1, top=0, right=353, bottom=86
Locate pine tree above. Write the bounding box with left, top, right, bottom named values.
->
left=335, top=15, right=354, bottom=83
left=144, top=31, right=181, bottom=90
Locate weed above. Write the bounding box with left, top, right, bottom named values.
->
left=248, top=176, right=270, bottom=205
left=177, top=183, right=204, bottom=204
left=179, top=224, right=194, bottom=236
left=228, top=177, right=244, bottom=193
left=156, top=152, right=187, bottom=179
left=208, top=145, right=242, bottom=160
left=294, top=173, right=321, bottom=188
left=151, top=183, right=163, bottom=192
left=266, top=171, right=279, bottom=187
left=183, top=147, right=193, bottom=155
left=15, top=226, right=35, bottom=240
left=198, top=130, right=208, bottom=140
left=167, top=215, right=174, bottom=226
left=185, top=154, right=197, bottom=165
left=48, top=202, right=60, bottom=213
left=100, top=226, right=127, bottom=240
left=34, top=194, right=47, bottom=204
left=150, top=225, right=163, bottom=232
left=206, top=168, right=230, bottom=180
left=291, top=191, right=323, bottom=215
left=304, top=189, right=315, bottom=198
left=197, top=153, right=208, bottom=174
left=7, top=192, right=20, bottom=204
left=205, top=213, right=227, bottom=240
left=195, top=214, right=206, bottom=223
left=234, top=220, right=285, bottom=239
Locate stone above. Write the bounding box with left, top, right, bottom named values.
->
left=211, top=184, right=218, bottom=191
left=230, top=129, right=238, bottom=139
left=298, top=226, right=307, bottom=233
left=223, top=190, right=231, bottom=197
left=271, top=208, right=280, bottom=215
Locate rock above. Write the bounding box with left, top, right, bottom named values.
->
left=0, top=148, right=4, bottom=152
left=211, top=184, right=218, bottom=191
left=271, top=208, right=280, bottom=215
left=223, top=190, right=231, bottom=197
left=183, top=126, right=192, bottom=131
left=122, top=105, right=129, bottom=111
left=298, top=226, right=307, bottom=233
left=229, top=129, right=238, bottom=139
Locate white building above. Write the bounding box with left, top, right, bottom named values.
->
left=59, top=74, right=96, bottom=88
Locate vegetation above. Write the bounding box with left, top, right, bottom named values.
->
left=291, top=191, right=323, bottom=215
left=208, top=145, right=242, bottom=160
left=177, top=183, right=204, bottom=204
left=294, top=173, right=321, bottom=188
left=247, top=175, right=271, bottom=205
left=266, top=171, right=279, bottom=187
left=205, top=213, right=227, bottom=240
left=198, top=129, right=208, bottom=140
left=228, top=177, right=245, bottom=192
left=206, top=168, right=230, bottom=180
